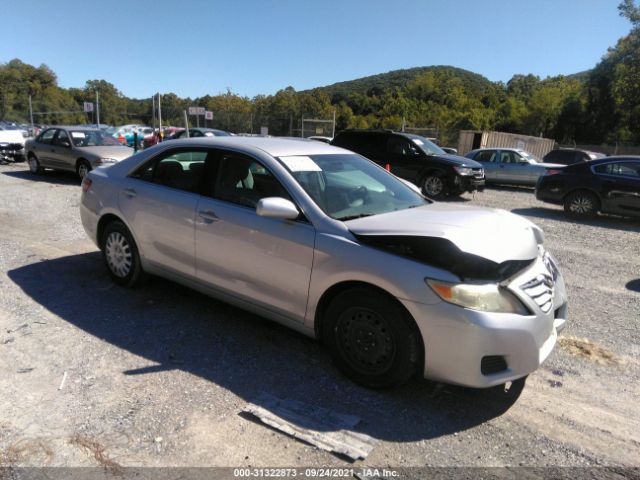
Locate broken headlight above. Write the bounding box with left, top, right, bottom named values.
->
left=426, top=279, right=529, bottom=315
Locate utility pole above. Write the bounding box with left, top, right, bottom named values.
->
left=96, top=91, right=100, bottom=126
left=151, top=95, right=156, bottom=129
left=158, top=93, right=162, bottom=136
left=332, top=109, right=336, bottom=138
left=28, top=95, right=34, bottom=130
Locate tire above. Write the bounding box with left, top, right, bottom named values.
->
left=76, top=160, right=92, bottom=180
left=28, top=154, right=42, bottom=174
left=101, top=221, right=146, bottom=287
left=422, top=173, right=447, bottom=199
left=564, top=190, right=600, bottom=218
left=322, top=287, right=422, bottom=388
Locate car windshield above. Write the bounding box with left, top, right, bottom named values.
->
left=70, top=130, right=121, bottom=147
left=407, top=135, right=445, bottom=155
left=519, top=150, right=542, bottom=163
left=279, top=153, right=428, bottom=221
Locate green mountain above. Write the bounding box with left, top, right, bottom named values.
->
left=308, top=65, right=497, bottom=100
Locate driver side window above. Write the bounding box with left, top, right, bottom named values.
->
left=53, top=130, right=71, bottom=147
left=210, top=153, right=291, bottom=208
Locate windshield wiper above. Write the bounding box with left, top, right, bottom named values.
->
left=336, top=213, right=375, bottom=221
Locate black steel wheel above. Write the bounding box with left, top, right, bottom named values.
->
left=323, top=287, right=422, bottom=388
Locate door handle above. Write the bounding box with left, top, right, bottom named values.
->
left=123, top=188, right=137, bottom=198
left=198, top=210, right=219, bottom=222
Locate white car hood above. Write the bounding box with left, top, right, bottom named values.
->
left=0, top=130, right=25, bottom=145
left=347, top=203, right=540, bottom=264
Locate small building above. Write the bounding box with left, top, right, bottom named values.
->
left=458, top=130, right=555, bottom=158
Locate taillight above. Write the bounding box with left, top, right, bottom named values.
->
left=544, top=169, right=563, bottom=176
left=82, top=177, right=92, bottom=193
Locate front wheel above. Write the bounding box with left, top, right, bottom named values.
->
left=422, top=173, right=447, bottom=199
left=564, top=190, right=599, bottom=218
left=102, top=221, right=146, bottom=287
left=28, top=155, right=42, bottom=174
left=323, top=288, right=422, bottom=388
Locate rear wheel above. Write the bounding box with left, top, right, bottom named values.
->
left=77, top=160, right=91, bottom=180
left=323, top=287, right=422, bottom=388
left=28, top=155, right=42, bottom=174
left=102, top=221, right=146, bottom=287
left=564, top=190, right=599, bottom=218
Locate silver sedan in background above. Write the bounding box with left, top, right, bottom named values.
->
left=465, top=148, right=565, bottom=186
left=80, top=137, right=567, bottom=389
left=26, top=126, right=134, bottom=179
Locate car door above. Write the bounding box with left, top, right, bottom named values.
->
left=118, top=148, right=206, bottom=278
left=30, top=128, right=58, bottom=166
left=497, top=150, right=531, bottom=184
left=194, top=149, right=315, bottom=321
left=385, top=135, right=421, bottom=183
left=594, top=161, right=640, bottom=215
left=49, top=129, right=74, bottom=170
left=472, top=150, right=499, bottom=182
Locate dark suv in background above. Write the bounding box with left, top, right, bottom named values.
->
left=331, top=130, right=485, bottom=198
left=543, top=148, right=605, bottom=165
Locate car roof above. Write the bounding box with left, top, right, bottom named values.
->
left=585, top=155, right=640, bottom=164
left=163, top=136, right=348, bottom=157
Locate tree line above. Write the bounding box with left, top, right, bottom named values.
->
left=1, top=1, right=638, bottom=146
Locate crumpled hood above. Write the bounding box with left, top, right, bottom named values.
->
left=347, top=203, right=541, bottom=264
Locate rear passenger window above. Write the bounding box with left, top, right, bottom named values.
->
left=594, top=162, right=640, bottom=177
left=476, top=150, right=496, bottom=162
left=131, top=150, right=208, bottom=193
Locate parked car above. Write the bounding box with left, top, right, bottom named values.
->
left=0, top=129, right=26, bottom=162
left=106, top=125, right=150, bottom=147
left=536, top=156, right=640, bottom=218
left=465, top=148, right=565, bottom=186
left=80, top=137, right=567, bottom=389
left=165, top=128, right=231, bottom=140
left=543, top=148, right=606, bottom=165
left=331, top=130, right=485, bottom=198
left=26, top=127, right=134, bottom=179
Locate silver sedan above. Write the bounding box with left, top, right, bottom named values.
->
left=465, top=148, right=565, bottom=186
left=80, top=137, right=568, bottom=389
left=26, top=126, right=134, bottom=179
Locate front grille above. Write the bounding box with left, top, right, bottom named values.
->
left=481, top=356, right=508, bottom=375
left=473, top=168, right=484, bottom=179
left=521, top=274, right=554, bottom=313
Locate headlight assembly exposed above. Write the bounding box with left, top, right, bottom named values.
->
left=453, top=166, right=474, bottom=176
left=426, top=279, right=529, bottom=315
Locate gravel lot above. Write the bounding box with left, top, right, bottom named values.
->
left=0, top=162, right=638, bottom=474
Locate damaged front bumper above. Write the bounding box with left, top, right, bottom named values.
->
left=400, top=253, right=568, bottom=388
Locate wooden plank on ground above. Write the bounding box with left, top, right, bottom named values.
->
left=242, top=392, right=376, bottom=460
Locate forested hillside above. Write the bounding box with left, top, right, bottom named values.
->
left=1, top=1, right=638, bottom=145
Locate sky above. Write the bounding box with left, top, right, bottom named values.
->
left=0, top=0, right=633, bottom=99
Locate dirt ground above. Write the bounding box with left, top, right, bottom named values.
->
left=0, top=162, right=638, bottom=476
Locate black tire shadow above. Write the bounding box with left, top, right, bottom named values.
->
left=8, top=253, right=524, bottom=447
left=512, top=207, right=640, bottom=233
left=484, top=184, right=535, bottom=193
left=2, top=168, right=80, bottom=186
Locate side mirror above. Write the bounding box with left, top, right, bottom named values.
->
left=61, top=141, right=71, bottom=148
left=256, top=197, right=299, bottom=220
